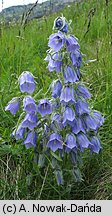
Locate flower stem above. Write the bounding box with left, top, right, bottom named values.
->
left=38, top=164, right=49, bottom=199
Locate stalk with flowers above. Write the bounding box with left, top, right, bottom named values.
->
left=5, top=16, right=104, bottom=185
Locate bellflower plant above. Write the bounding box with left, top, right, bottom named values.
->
left=5, top=71, right=52, bottom=153
left=44, top=16, right=104, bottom=184
left=5, top=16, right=104, bottom=186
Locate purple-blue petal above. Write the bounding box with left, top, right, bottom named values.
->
left=77, top=133, right=90, bottom=152
left=47, top=133, right=62, bottom=152
left=37, top=99, right=52, bottom=117
left=72, top=117, right=85, bottom=134
left=11, top=125, right=25, bottom=140
left=23, top=96, right=36, bottom=113
left=60, top=86, right=76, bottom=105
left=23, top=131, right=37, bottom=149
left=89, top=136, right=101, bottom=154
left=19, top=71, right=35, bottom=94
left=66, top=35, right=80, bottom=52
left=63, top=106, right=76, bottom=127
left=70, top=50, right=82, bottom=67
left=54, top=16, right=68, bottom=33
left=52, top=80, right=62, bottom=98
left=65, top=133, right=77, bottom=152
left=5, top=98, right=20, bottom=115
left=83, top=114, right=98, bottom=131
left=48, top=32, right=65, bottom=52
left=46, top=53, right=62, bottom=73
left=77, top=85, right=91, bottom=99
left=93, top=111, right=105, bottom=128
left=22, top=112, right=38, bottom=130
left=64, top=65, right=78, bottom=83
left=51, top=113, right=63, bottom=130
left=76, top=98, right=90, bottom=115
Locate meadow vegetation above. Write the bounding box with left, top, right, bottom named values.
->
left=0, top=0, right=112, bottom=199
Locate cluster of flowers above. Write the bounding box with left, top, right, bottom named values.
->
left=44, top=16, right=104, bottom=156
left=5, top=16, right=104, bottom=184
left=5, top=71, right=52, bottom=149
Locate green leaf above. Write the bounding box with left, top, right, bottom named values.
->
left=38, top=154, right=45, bottom=168
left=72, top=167, right=83, bottom=182
left=51, top=151, right=62, bottom=162
left=0, top=145, right=12, bottom=156
left=54, top=169, right=63, bottom=185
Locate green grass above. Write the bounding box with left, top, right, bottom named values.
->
left=0, top=0, right=112, bottom=199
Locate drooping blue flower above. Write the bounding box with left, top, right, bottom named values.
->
left=23, top=131, right=37, bottom=149
left=47, top=133, right=63, bottom=152
left=5, top=97, right=20, bottom=115
left=45, top=53, right=62, bottom=73
left=60, top=86, right=76, bottom=105
left=22, top=112, right=38, bottom=130
left=76, top=98, right=90, bottom=115
left=72, top=117, right=85, bottom=134
left=51, top=98, right=60, bottom=110
left=48, top=32, right=65, bottom=52
left=23, top=96, right=37, bottom=113
left=83, top=114, right=98, bottom=131
left=66, top=35, right=80, bottom=53
left=51, top=113, right=63, bottom=131
left=76, top=85, right=91, bottom=99
left=63, top=106, right=76, bottom=127
left=65, top=133, right=77, bottom=152
left=70, top=50, right=82, bottom=80
left=11, top=124, right=25, bottom=140
left=93, top=111, right=105, bottom=128
left=19, top=71, right=36, bottom=94
left=37, top=99, right=52, bottom=117
left=61, top=24, right=68, bottom=34
left=77, top=133, right=90, bottom=152
left=70, top=50, right=82, bottom=68
left=63, top=65, right=78, bottom=83
left=51, top=80, right=62, bottom=98
left=89, top=136, right=101, bottom=154
left=53, top=16, right=68, bottom=33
